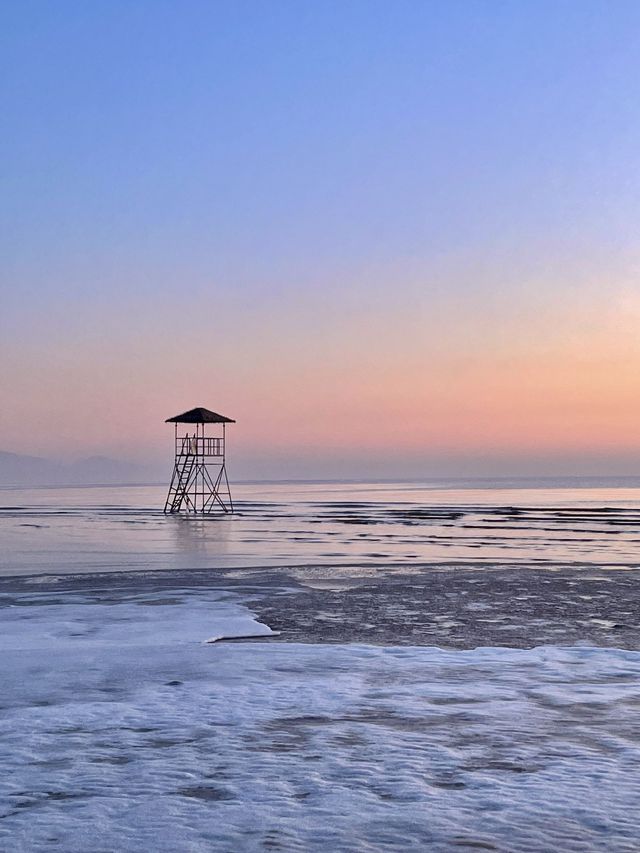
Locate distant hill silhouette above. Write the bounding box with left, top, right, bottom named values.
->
left=0, top=450, right=161, bottom=486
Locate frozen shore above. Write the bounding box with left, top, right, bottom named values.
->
left=5, top=561, right=640, bottom=650
left=1, top=581, right=640, bottom=851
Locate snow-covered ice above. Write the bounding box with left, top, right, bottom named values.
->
left=0, top=589, right=275, bottom=650
left=1, top=589, right=640, bottom=851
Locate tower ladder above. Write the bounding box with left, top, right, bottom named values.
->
left=164, top=454, right=197, bottom=513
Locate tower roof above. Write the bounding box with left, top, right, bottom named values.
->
left=165, top=407, right=235, bottom=424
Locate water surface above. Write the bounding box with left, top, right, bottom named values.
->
left=2, top=480, right=640, bottom=577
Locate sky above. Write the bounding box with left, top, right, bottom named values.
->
left=2, top=0, right=640, bottom=479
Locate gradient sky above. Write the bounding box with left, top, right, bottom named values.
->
left=2, top=0, right=640, bottom=478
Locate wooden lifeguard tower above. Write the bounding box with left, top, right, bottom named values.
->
left=163, top=407, right=235, bottom=514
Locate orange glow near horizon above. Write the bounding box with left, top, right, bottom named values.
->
left=3, top=263, right=640, bottom=475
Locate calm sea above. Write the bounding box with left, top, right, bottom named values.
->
left=2, top=478, right=640, bottom=578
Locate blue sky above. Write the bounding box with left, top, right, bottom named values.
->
left=2, top=1, right=640, bottom=476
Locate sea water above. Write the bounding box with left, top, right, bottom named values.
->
left=1, top=478, right=640, bottom=577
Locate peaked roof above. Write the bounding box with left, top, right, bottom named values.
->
left=165, top=407, right=235, bottom=424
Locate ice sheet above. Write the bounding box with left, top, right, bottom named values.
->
left=1, top=590, right=639, bottom=851
left=0, top=589, right=274, bottom=650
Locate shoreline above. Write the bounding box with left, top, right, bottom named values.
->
left=2, top=561, right=640, bottom=651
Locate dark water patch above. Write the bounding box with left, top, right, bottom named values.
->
left=29, top=758, right=73, bottom=769
left=134, top=597, right=183, bottom=606
left=2, top=790, right=87, bottom=819
left=463, top=759, right=543, bottom=774
left=145, top=737, right=200, bottom=748
left=123, top=726, right=156, bottom=733
left=390, top=509, right=465, bottom=521
left=451, top=838, right=498, bottom=850
left=177, top=785, right=235, bottom=802
left=325, top=516, right=376, bottom=525
left=264, top=714, right=334, bottom=729
left=339, top=708, right=471, bottom=732
left=89, top=755, right=132, bottom=765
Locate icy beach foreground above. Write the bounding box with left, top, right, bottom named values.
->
left=1, top=588, right=639, bottom=852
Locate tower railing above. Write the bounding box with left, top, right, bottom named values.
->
left=175, top=436, right=224, bottom=457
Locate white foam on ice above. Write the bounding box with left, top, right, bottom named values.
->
left=0, top=589, right=274, bottom=650
left=1, top=591, right=640, bottom=851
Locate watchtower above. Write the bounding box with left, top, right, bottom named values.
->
left=163, top=407, right=235, bottom=514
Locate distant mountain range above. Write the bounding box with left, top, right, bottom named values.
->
left=0, top=450, right=162, bottom=486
